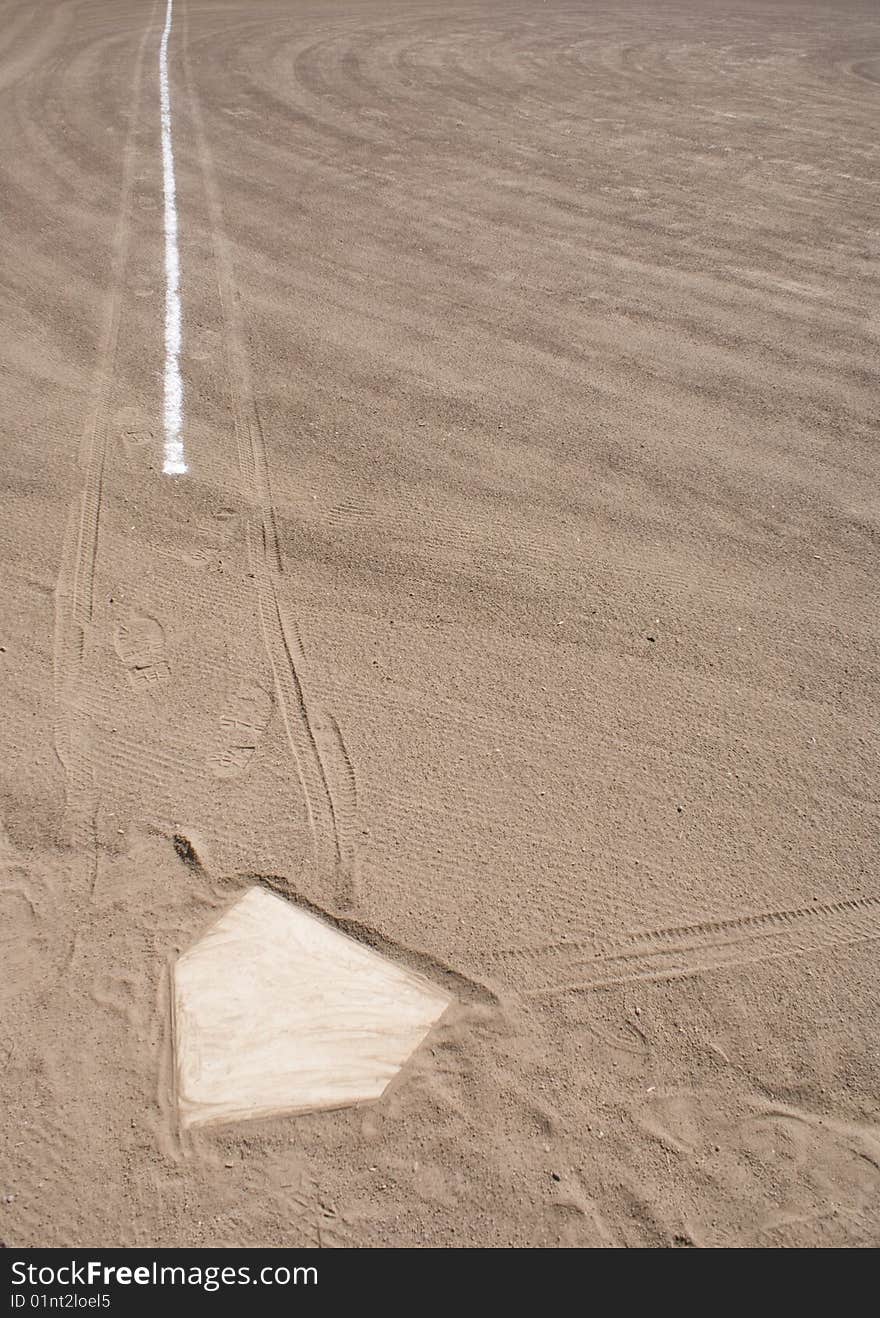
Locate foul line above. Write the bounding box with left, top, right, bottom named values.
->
left=159, top=0, right=186, bottom=475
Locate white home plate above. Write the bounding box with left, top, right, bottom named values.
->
left=173, top=886, right=452, bottom=1127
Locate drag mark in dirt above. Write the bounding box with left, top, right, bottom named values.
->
left=159, top=0, right=186, bottom=475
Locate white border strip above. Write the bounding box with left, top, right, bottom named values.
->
left=159, top=0, right=186, bottom=475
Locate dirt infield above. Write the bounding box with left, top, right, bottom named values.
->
left=1, top=0, right=878, bottom=1246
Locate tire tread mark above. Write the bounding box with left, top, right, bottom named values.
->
left=182, top=15, right=356, bottom=908
left=52, top=4, right=158, bottom=859
left=485, top=895, right=880, bottom=995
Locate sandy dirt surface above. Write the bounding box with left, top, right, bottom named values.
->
left=1, top=0, right=878, bottom=1247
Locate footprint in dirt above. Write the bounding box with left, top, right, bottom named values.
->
left=113, top=612, right=171, bottom=692
left=114, top=406, right=155, bottom=459
left=206, top=680, right=273, bottom=779
left=186, top=509, right=242, bottom=567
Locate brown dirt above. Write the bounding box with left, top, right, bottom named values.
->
left=1, top=0, right=878, bottom=1247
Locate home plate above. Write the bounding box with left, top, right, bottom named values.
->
left=173, top=886, right=452, bottom=1127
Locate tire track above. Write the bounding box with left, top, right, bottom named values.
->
left=490, top=895, right=880, bottom=996
left=53, top=2, right=158, bottom=862
left=181, top=5, right=357, bottom=908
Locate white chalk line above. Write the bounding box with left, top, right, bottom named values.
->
left=160, top=0, right=186, bottom=475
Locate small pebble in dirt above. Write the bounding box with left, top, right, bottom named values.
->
left=647, top=635, right=656, bottom=643
left=551, top=1172, right=561, bottom=1182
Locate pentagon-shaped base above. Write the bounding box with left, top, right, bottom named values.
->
left=173, top=887, right=451, bottom=1127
